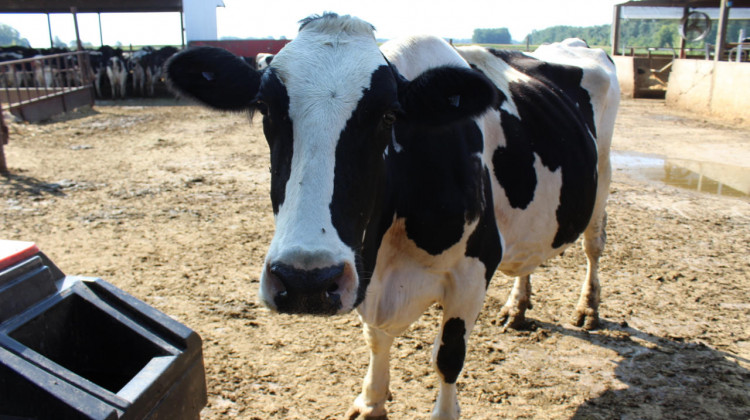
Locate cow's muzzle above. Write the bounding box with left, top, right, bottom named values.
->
left=266, top=262, right=347, bottom=315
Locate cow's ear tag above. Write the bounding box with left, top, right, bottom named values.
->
left=448, top=95, right=460, bottom=107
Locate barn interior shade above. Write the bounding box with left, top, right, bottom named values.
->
left=0, top=0, right=183, bottom=14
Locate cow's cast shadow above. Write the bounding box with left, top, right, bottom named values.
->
left=1, top=173, right=68, bottom=197
left=528, top=320, right=750, bottom=419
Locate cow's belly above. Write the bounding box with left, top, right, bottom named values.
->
left=492, top=156, right=571, bottom=277
left=497, top=239, right=572, bottom=277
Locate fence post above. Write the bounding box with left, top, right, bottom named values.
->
left=0, top=102, right=8, bottom=174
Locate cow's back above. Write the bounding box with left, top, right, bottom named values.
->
left=531, top=39, right=620, bottom=159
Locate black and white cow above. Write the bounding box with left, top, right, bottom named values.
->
left=166, top=14, right=619, bottom=420
left=255, top=52, right=274, bottom=70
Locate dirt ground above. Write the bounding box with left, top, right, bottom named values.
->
left=1, top=98, right=749, bottom=419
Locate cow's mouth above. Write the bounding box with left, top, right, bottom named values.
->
left=262, top=262, right=354, bottom=315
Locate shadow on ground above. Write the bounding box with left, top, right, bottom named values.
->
left=534, top=320, right=750, bottom=419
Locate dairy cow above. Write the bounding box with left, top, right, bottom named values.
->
left=166, top=14, right=619, bottom=420
left=255, top=52, right=274, bottom=70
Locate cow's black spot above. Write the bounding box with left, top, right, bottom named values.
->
left=329, top=66, right=398, bottom=306
left=492, top=111, right=538, bottom=209
left=436, top=317, right=466, bottom=384
left=392, top=120, right=485, bottom=255
left=490, top=49, right=598, bottom=248
left=259, top=70, right=293, bottom=215
left=465, top=169, right=503, bottom=286
left=492, top=49, right=597, bottom=139
left=331, top=66, right=396, bottom=248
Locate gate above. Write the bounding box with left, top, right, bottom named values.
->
left=0, top=51, right=95, bottom=123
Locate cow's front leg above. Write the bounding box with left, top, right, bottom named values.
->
left=431, top=265, right=487, bottom=420
left=498, top=274, right=532, bottom=330
left=346, top=323, right=394, bottom=420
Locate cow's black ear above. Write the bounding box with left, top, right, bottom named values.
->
left=399, top=66, right=497, bottom=125
left=166, top=46, right=261, bottom=111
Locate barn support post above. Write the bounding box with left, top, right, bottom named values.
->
left=611, top=4, right=622, bottom=56
left=47, top=14, right=54, bottom=48
left=98, top=13, right=104, bottom=46
left=0, top=102, right=8, bottom=174
left=715, top=0, right=731, bottom=61
left=70, top=7, right=83, bottom=51
left=679, top=7, right=689, bottom=59
left=180, top=11, right=186, bottom=48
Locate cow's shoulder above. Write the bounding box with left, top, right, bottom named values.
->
left=386, top=119, right=485, bottom=256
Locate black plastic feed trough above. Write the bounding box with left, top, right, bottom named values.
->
left=0, top=240, right=207, bottom=419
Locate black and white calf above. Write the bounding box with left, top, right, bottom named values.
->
left=255, top=52, right=274, bottom=70
left=167, top=14, right=619, bottom=420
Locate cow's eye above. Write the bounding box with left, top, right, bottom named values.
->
left=256, top=100, right=269, bottom=116
left=382, top=111, right=397, bottom=126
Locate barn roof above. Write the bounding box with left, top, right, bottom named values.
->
left=0, top=0, right=182, bottom=14
left=618, top=0, right=750, bottom=8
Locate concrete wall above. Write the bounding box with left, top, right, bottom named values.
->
left=666, top=59, right=750, bottom=123
left=613, top=56, right=635, bottom=98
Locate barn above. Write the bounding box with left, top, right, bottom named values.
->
left=611, top=0, right=750, bottom=122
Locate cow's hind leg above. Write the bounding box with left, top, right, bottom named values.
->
left=574, top=211, right=606, bottom=330
left=431, top=262, right=487, bottom=420
left=574, top=153, right=611, bottom=330
left=498, top=274, right=533, bottom=330
left=346, top=323, right=393, bottom=420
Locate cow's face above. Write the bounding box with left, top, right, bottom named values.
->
left=166, top=14, right=496, bottom=316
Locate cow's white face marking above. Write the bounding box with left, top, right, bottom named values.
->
left=258, top=17, right=388, bottom=314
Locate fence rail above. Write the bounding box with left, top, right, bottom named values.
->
left=0, top=51, right=95, bottom=122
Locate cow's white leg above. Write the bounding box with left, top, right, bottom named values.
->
left=346, top=323, right=393, bottom=420
left=574, top=155, right=611, bottom=330
left=575, top=211, right=606, bottom=330
left=119, top=73, right=128, bottom=99
left=431, top=262, right=487, bottom=420
left=498, top=274, right=532, bottom=330
left=107, top=70, right=116, bottom=99
left=94, top=70, right=102, bottom=98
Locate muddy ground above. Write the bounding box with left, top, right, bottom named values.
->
left=1, top=98, right=749, bottom=419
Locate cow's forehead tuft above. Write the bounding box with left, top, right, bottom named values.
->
left=298, top=13, right=376, bottom=38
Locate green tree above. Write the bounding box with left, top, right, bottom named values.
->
left=473, top=28, right=512, bottom=44
left=0, top=23, right=30, bottom=47
left=53, top=36, right=68, bottom=49
left=529, top=25, right=610, bottom=46
left=652, top=24, right=679, bottom=48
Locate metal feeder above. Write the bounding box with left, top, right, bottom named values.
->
left=0, top=240, right=207, bottom=419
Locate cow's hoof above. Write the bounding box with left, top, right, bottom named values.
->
left=573, top=307, right=600, bottom=330
left=345, top=395, right=388, bottom=420
left=498, top=306, right=532, bottom=332
left=345, top=409, right=388, bottom=420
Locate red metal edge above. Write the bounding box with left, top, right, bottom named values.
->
left=0, top=240, right=40, bottom=271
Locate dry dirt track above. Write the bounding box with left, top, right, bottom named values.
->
left=1, top=98, right=749, bottom=419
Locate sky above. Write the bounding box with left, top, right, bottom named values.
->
left=0, top=0, right=622, bottom=48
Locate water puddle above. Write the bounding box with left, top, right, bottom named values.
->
left=611, top=151, right=750, bottom=198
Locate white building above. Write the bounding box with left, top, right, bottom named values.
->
left=183, top=0, right=225, bottom=42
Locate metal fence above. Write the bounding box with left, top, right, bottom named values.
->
left=0, top=51, right=95, bottom=122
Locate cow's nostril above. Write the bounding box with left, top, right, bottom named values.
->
left=267, top=262, right=347, bottom=314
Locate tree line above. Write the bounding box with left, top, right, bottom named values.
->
left=473, top=19, right=749, bottom=49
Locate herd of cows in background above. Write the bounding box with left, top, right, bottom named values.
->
left=0, top=44, right=274, bottom=100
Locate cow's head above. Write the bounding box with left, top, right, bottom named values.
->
left=166, top=14, right=496, bottom=316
